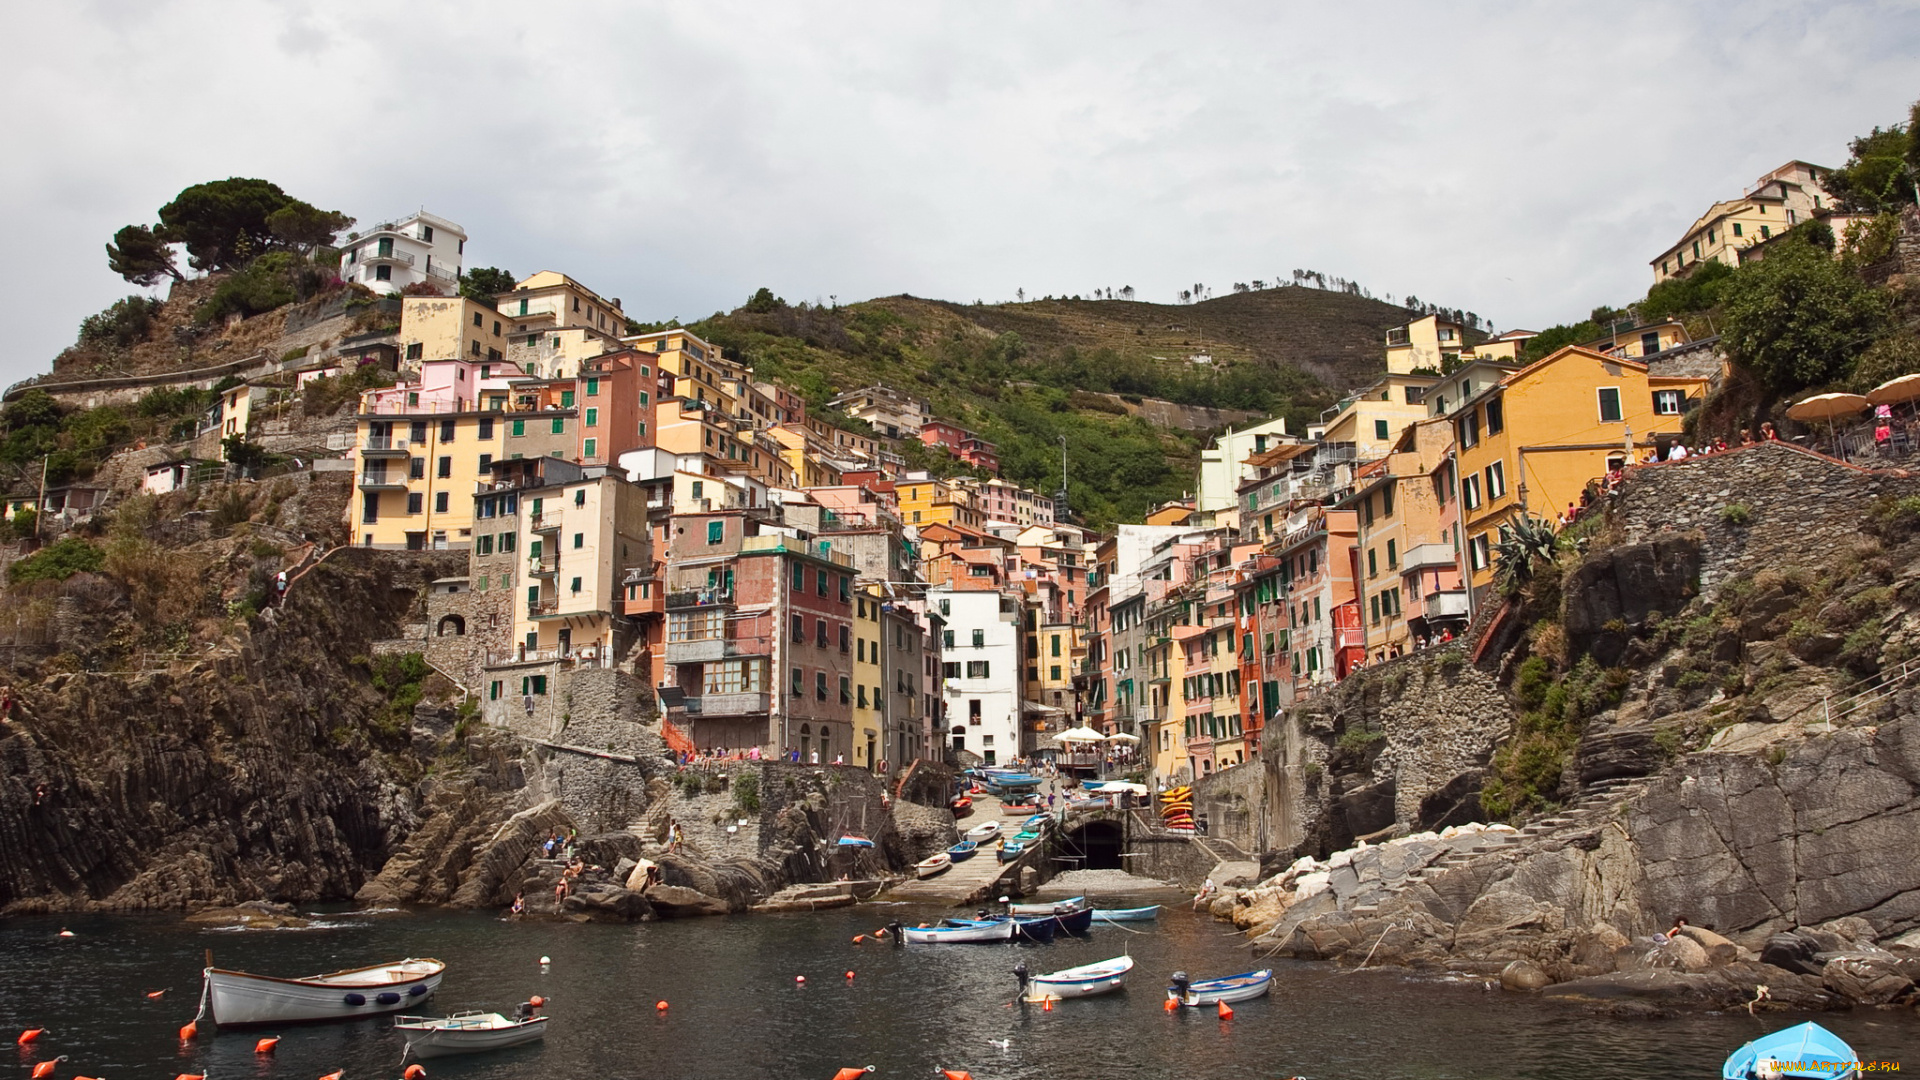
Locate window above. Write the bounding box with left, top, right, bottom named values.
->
left=406, top=342, right=423, bottom=360
left=1653, top=389, right=1684, bottom=415
left=552, top=418, right=565, bottom=435
left=479, top=418, right=494, bottom=439
left=572, top=531, right=584, bottom=550
left=410, top=457, right=426, bottom=480
left=1485, top=398, right=1503, bottom=435
left=1597, top=387, right=1623, bottom=423
left=375, top=265, right=391, bottom=282
left=839, top=676, right=851, bottom=704
left=839, top=625, right=851, bottom=653
left=1367, top=548, right=1378, bottom=577
left=1469, top=532, right=1491, bottom=571
left=435, top=491, right=449, bottom=513
left=439, top=419, right=455, bottom=442
left=1760, top=225, right=1771, bottom=239
left=1457, top=410, right=1480, bottom=450
left=472, top=312, right=483, bottom=328
left=1050, top=664, right=1062, bottom=680
left=586, top=377, right=600, bottom=396
left=704, top=660, right=761, bottom=694
left=816, top=619, right=829, bottom=647
left=570, top=576, right=582, bottom=594
left=1462, top=474, right=1481, bottom=510
left=437, top=455, right=452, bottom=479
left=561, top=390, right=575, bottom=408
left=1485, top=460, right=1506, bottom=499
left=582, top=438, right=596, bottom=458
left=791, top=667, right=803, bottom=696
left=972, top=629, right=985, bottom=648
left=967, top=660, right=990, bottom=679
left=816, top=672, right=828, bottom=700
left=791, top=614, right=805, bottom=642
left=1374, top=418, right=1390, bottom=441
left=584, top=407, right=598, bottom=428
left=816, top=569, right=828, bottom=597
left=511, top=419, right=525, bottom=437
left=707, top=520, right=724, bottom=545
left=943, top=661, right=960, bottom=678
left=839, top=576, right=850, bottom=602
left=1386, top=538, right=1398, bottom=568
left=1733, top=222, right=1744, bottom=237
left=407, top=492, right=423, bottom=514
left=857, top=685, right=867, bottom=708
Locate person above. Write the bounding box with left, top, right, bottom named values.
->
left=1196, top=812, right=1210, bottom=836
left=510, top=893, right=525, bottom=915
left=1761, top=421, right=1779, bottom=441
left=1192, top=877, right=1217, bottom=911
left=1667, top=442, right=1688, bottom=461
left=514, top=999, right=538, bottom=1021
left=274, top=570, right=288, bottom=605
left=810, top=749, right=820, bottom=764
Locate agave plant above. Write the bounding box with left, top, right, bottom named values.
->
left=1492, top=513, right=1561, bottom=597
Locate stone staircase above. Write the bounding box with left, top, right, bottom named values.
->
left=1403, top=776, right=1650, bottom=884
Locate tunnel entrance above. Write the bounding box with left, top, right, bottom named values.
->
left=1059, top=820, right=1125, bottom=871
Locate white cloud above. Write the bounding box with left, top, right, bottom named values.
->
left=3, top=0, right=1915, bottom=384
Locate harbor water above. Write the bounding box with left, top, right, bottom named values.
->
left=2, top=904, right=1914, bottom=1079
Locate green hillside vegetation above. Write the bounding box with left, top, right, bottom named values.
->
left=690, top=287, right=1426, bottom=527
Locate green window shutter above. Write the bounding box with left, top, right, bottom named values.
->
left=511, top=419, right=525, bottom=437
left=585, top=408, right=598, bottom=426
left=586, top=377, right=600, bottom=396
left=583, top=438, right=596, bottom=458
left=527, top=586, right=538, bottom=604
left=552, top=418, right=565, bottom=435
left=561, top=390, right=575, bottom=407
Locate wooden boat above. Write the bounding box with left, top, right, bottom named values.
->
left=903, top=919, right=1017, bottom=944
left=1167, top=969, right=1273, bottom=1006
left=1723, top=1021, right=1860, bottom=1079
left=394, top=1011, right=547, bottom=1059
left=1002, top=802, right=1039, bottom=816
left=950, top=797, right=973, bottom=818
left=1049, top=906, right=1094, bottom=934
left=966, top=821, right=1001, bottom=841
left=947, top=840, right=979, bottom=862
left=835, top=834, right=874, bottom=849
left=1093, top=905, right=1161, bottom=922
left=199, top=958, right=445, bottom=1027
left=1026, top=955, right=1134, bottom=1000
left=943, top=916, right=1056, bottom=943
left=1022, top=813, right=1053, bottom=830
left=915, top=852, right=953, bottom=878
left=1008, top=896, right=1088, bottom=916
left=996, top=840, right=1027, bottom=863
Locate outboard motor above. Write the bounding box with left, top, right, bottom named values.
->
left=888, top=920, right=904, bottom=946
left=1013, top=962, right=1031, bottom=998
left=976, top=909, right=991, bottom=921
left=1169, top=971, right=1191, bottom=1002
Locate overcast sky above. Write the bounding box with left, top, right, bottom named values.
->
left=3, top=1, right=1916, bottom=386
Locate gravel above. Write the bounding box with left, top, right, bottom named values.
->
left=1034, top=868, right=1187, bottom=897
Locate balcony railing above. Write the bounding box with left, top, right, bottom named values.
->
left=357, top=472, right=407, bottom=490
left=1400, top=543, right=1457, bottom=574
left=360, top=437, right=411, bottom=455
left=362, top=248, right=415, bottom=267
left=530, top=598, right=559, bottom=616
left=528, top=554, right=558, bottom=576
left=1424, top=590, right=1470, bottom=618
left=665, top=636, right=766, bottom=664
left=667, top=589, right=734, bottom=610
left=529, top=512, right=561, bottom=531
left=677, top=691, right=770, bottom=717
left=425, top=263, right=459, bottom=283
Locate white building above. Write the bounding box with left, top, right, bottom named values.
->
left=929, top=585, right=1026, bottom=767
left=829, top=384, right=930, bottom=439
left=1196, top=417, right=1293, bottom=512
left=340, top=211, right=467, bottom=296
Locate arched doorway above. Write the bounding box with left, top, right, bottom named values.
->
left=1060, top=820, right=1125, bottom=870
left=436, top=614, right=466, bottom=636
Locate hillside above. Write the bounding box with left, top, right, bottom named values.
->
left=690, top=286, right=1423, bottom=526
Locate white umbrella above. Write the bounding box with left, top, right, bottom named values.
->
left=1058, top=726, right=1105, bottom=742
left=1787, top=392, right=1870, bottom=460
left=1867, top=374, right=1920, bottom=407
left=1103, top=732, right=1141, bottom=742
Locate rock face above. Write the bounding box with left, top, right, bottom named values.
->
left=1561, top=534, right=1703, bottom=667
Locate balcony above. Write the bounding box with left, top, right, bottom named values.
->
left=359, top=437, right=411, bottom=457
left=667, top=589, right=734, bottom=610
left=1424, top=590, right=1470, bottom=619
left=1401, top=543, right=1457, bottom=574
left=678, top=691, right=770, bottom=717
left=1334, top=626, right=1365, bottom=650
left=362, top=247, right=415, bottom=267
left=623, top=591, right=664, bottom=617
left=357, top=471, right=408, bottom=491
left=528, top=553, right=559, bottom=577
left=529, top=512, right=561, bottom=532
left=665, top=636, right=763, bottom=664
left=529, top=598, right=559, bottom=616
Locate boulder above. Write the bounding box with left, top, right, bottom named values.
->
left=1570, top=923, right=1631, bottom=974
left=1761, top=931, right=1825, bottom=976
left=561, top=883, right=653, bottom=922
left=1675, top=925, right=1748, bottom=966
left=643, top=884, right=731, bottom=918
left=890, top=799, right=959, bottom=863
left=1644, top=934, right=1712, bottom=972
left=1821, top=955, right=1914, bottom=1005
left=1500, top=959, right=1554, bottom=992
left=1232, top=887, right=1294, bottom=935
left=1416, top=771, right=1484, bottom=832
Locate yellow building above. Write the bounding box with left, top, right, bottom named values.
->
left=897, top=477, right=982, bottom=530
left=629, top=329, right=739, bottom=415
left=507, top=325, right=625, bottom=380
left=1452, top=346, right=1710, bottom=597
left=399, top=296, right=515, bottom=368
left=852, top=588, right=885, bottom=769
left=1314, top=372, right=1438, bottom=461
left=767, top=424, right=842, bottom=489
left=497, top=271, right=627, bottom=337
left=215, top=384, right=253, bottom=439
left=1651, top=161, right=1834, bottom=283
left=1582, top=320, right=1689, bottom=360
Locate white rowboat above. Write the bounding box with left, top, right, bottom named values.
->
left=915, top=852, right=953, bottom=878
left=201, top=958, right=445, bottom=1026
left=1027, top=954, right=1134, bottom=1000
left=966, top=821, right=1001, bottom=841
left=902, top=919, right=1017, bottom=944
left=1007, top=896, right=1088, bottom=916
left=394, top=1011, right=547, bottom=1059
left=1168, top=969, right=1273, bottom=1006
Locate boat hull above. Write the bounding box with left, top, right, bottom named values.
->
left=1723, top=1021, right=1860, bottom=1079
left=204, top=959, right=445, bottom=1027
left=1093, top=906, right=1160, bottom=922
left=915, top=854, right=952, bottom=878
left=947, top=841, right=978, bottom=862
left=396, top=1014, right=547, bottom=1059
left=1008, top=897, right=1087, bottom=916
left=903, top=920, right=1017, bottom=944
left=966, top=823, right=1001, bottom=841
left=1030, top=956, right=1135, bottom=1000
left=1172, top=970, right=1273, bottom=1006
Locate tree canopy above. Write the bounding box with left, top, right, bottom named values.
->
left=109, top=178, right=352, bottom=283
left=1719, top=235, right=1891, bottom=394
left=459, top=267, right=516, bottom=303
left=1824, top=111, right=1919, bottom=214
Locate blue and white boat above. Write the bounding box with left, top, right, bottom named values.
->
left=1167, top=969, right=1273, bottom=1006
left=997, top=840, right=1027, bottom=863
left=1093, top=905, right=1160, bottom=923
left=1723, top=1022, right=1860, bottom=1079
left=1008, top=896, right=1088, bottom=917
left=835, top=834, right=875, bottom=849
left=947, top=839, right=979, bottom=862
left=942, top=916, right=1057, bottom=943
left=1026, top=955, right=1134, bottom=1000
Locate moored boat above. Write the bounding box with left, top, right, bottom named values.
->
left=1008, top=896, right=1088, bottom=916
left=200, top=958, right=445, bottom=1027
left=1093, top=905, right=1160, bottom=922
left=1048, top=906, right=1094, bottom=934
left=1167, top=969, right=1273, bottom=1006
left=1723, top=1021, right=1860, bottom=1079
left=942, top=916, right=1056, bottom=943
left=966, top=821, right=1001, bottom=841
left=903, top=919, right=1017, bottom=944
left=915, top=852, right=953, bottom=878
left=1025, top=955, right=1134, bottom=1000
left=947, top=840, right=979, bottom=862
left=394, top=1011, right=547, bottom=1059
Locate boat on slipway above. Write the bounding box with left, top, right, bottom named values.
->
left=946, top=840, right=979, bottom=862
left=199, top=958, right=445, bottom=1026
left=915, top=852, right=953, bottom=878
left=1167, top=969, right=1273, bottom=1006
left=395, top=1010, right=548, bottom=1059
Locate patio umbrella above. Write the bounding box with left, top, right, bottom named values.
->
left=1103, top=732, right=1141, bottom=742
left=1786, top=392, right=1870, bottom=461
left=1867, top=374, right=1920, bottom=406
left=1058, top=726, right=1106, bottom=743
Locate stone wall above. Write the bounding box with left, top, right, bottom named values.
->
left=1609, top=442, right=1920, bottom=598
left=1191, top=759, right=1268, bottom=852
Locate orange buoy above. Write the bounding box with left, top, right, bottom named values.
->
left=404, top=1066, right=427, bottom=1080
left=655, top=1000, right=668, bottom=1012
left=256, top=1036, right=280, bottom=1053
left=319, top=1071, right=344, bottom=1080
left=1217, top=1001, right=1234, bottom=1020
left=830, top=1069, right=874, bottom=1080
left=1163, top=997, right=1178, bottom=1012
left=873, top=928, right=887, bottom=938
left=16, top=1029, right=45, bottom=1045
left=1042, top=996, right=1054, bottom=1012
left=528, top=996, right=545, bottom=1008
left=942, top=1072, right=975, bottom=1080
left=179, top=1021, right=198, bottom=1040
left=75, top=1075, right=104, bottom=1080
left=146, top=989, right=167, bottom=999
left=174, top=1074, right=208, bottom=1080
left=32, top=1056, right=68, bottom=1079
left=852, top=935, right=865, bottom=944
left=844, top=970, right=855, bottom=980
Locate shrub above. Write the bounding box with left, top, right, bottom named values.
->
left=732, top=772, right=761, bottom=814
left=78, top=296, right=163, bottom=350
left=9, top=538, right=105, bottom=583
left=1720, top=503, right=1751, bottom=526
left=1336, top=728, right=1384, bottom=754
